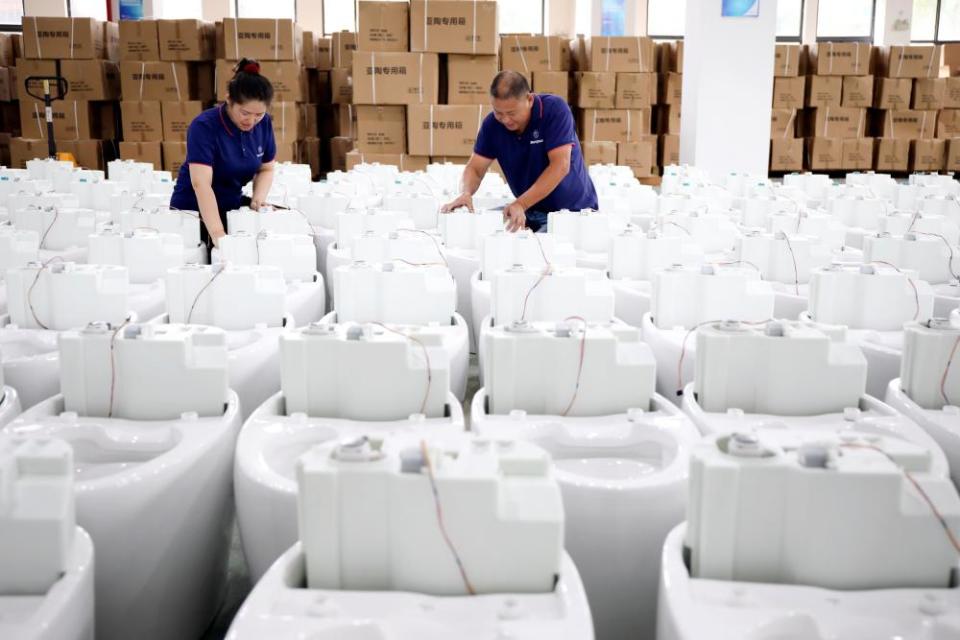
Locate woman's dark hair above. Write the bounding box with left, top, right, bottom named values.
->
left=228, top=58, right=274, bottom=104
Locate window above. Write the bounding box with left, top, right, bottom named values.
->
left=238, top=0, right=295, bottom=19
left=0, top=0, right=22, bottom=28
left=647, top=0, right=685, bottom=38
left=911, top=0, right=937, bottom=41
left=70, top=0, right=107, bottom=21
left=776, top=0, right=803, bottom=40
left=816, top=0, right=874, bottom=40
left=940, top=0, right=960, bottom=41
left=499, top=0, right=543, bottom=34
left=574, top=0, right=593, bottom=37
left=324, top=0, right=356, bottom=35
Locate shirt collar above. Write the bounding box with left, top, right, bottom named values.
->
left=219, top=103, right=237, bottom=137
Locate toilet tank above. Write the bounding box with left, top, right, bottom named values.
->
left=165, top=264, right=286, bottom=329
left=297, top=435, right=563, bottom=595
left=281, top=323, right=450, bottom=420
left=807, top=263, right=934, bottom=330
left=547, top=209, right=630, bottom=253
left=350, top=230, right=444, bottom=266
left=656, top=210, right=740, bottom=254
left=226, top=207, right=313, bottom=236
left=12, top=206, right=103, bottom=250
left=59, top=322, right=229, bottom=419
left=862, top=233, right=956, bottom=285
left=483, top=320, right=655, bottom=416
left=334, top=262, right=455, bottom=325
left=651, top=264, right=775, bottom=330
left=216, top=232, right=317, bottom=282
left=116, top=208, right=201, bottom=249
left=439, top=210, right=503, bottom=250
left=490, top=266, right=615, bottom=325
left=6, top=262, right=130, bottom=330
left=295, top=189, right=350, bottom=230
left=608, top=230, right=685, bottom=281
left=694, top=320, right=866, bottom=415
left=687, top=433, right=960, bottom=590
left=0, top=227, right=39, bottom=278
left=900, top=319, right=960, bottom=410
left=876, top=213, right=960, bottom=245
left=734, top=231, right=831, bottom=286
left=88, top=227, right=185, bottom=284
left=480, top=230, right=577, bottom=280
left=0, top=437, right=75, bottom=595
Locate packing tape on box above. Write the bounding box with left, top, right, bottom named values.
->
left=626, top=109, right=632, bottom=140
left=275, top=19, right=280, bottom=60
left=514, top=35, right=529, bottom=74
left=636, top=37, right=644, bottom=72
left=828, top=42, right=833, bottom=74
left=428, top=104, right=435, bottom=156
left=926, top=48, right=936, bottom=78
left=546, top=36, right=552, bottom=70
left=921, top=111, right=929, bottom=138
left=171, top=63, right=182, bottom=101
left=888, top=109, right=895, bottom=138
left=139, top=61, right=146, bottom=100
left=857, top=108, right=864, bottom=137
left=472, top=0, right=478, bottom=55
left=854, top=43, right=860, bottom=75
left=370, top=52, right=377, bottom=104
left=896, top=47, right=905, bottom=77
left=824, top=106, right=830, bottom=137
left=783, top=110, right=795, bottom=139
left=233, top=19, right=239, bottom=61
left=419, top=52, right=425, bottom=103
left=591, top=108, right=597, bottom=141
left=782, top=45, right=790, bottom=76
left=604, top=36, right=611, bottom=72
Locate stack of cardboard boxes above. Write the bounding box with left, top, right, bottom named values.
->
left=117, top=18, right=215, bottom=175
left=941, top=44, right=960, bottom=172
left=12, top=17, right=120, bottom=169
left=571, top=35, right=658, bottom=180
left=324, top=29, right=357, bottom=171
left=500, top=33, right=570, bottom=101
left=656, top=40, right=682, bottom=169
left=0, top=32, right=22, bottom=166
left=770, top=43, right=804, bottom=172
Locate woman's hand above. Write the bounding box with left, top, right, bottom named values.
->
left=210, top=228, right=226, bottom=247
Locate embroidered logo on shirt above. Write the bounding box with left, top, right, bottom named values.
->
left=532, top=129, right=540, bottom=139
left=530, top=139, right=543, bottom=145
left=257, top=145, right=264, bottom=158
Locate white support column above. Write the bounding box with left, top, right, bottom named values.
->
left=679, top=0, right=778, bottom=177
left=297, top=1, right=324, bottom=33
left=801, top=0, right=819, bottom=45
left=545, top=0, right=578, bottom=36
left=201, top=0, right=234, bottom=22
left=874, top=0, right=914, bottom=47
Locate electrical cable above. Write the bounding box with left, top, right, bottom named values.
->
left=38, top=207, right=60, bottom=250
left=781, top=233, right=801, bottom=295
left=107, top=317, right=131, bottom=419
left=519, top=232, right=554, bottom=322
left=560, top=316, right=588, bottom=417
left=372, top=322, right=432, bottom=416
left=941, top=334, right=960, bottom=408
left=912, top=231, right=960, bottom=282
left=395, top=228, right=450, bottom=271
left=676, top=318, right=773, bottom=397
left=186, top=265, right=226, bottom=325
left=868, top=261, right=920, bottom=321
left=26, top=256, right=64, bottom=330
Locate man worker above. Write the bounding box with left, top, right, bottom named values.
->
left=440, top=70, right=598, bottom=232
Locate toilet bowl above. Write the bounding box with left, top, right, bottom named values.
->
left=547, top=209, right=631, bottom=270
left=229, top=434, right=594, bottom=640
left=473, top=320, right=700, bottom=640
left=235, top=321, right=466, bottom=581
left=2, top=323, right=242, bottom=640
left=0, top=348, right=22, bottom=427
left=0, top=436, right=95, bottom=640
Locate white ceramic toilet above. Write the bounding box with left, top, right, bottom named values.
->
left=157, top=263, right=293, bottom=419
left=0, top=226, right=40, bottom=317
left=234, top=321, right=466, bottom=581
left=0, top=436, right=95, bottom=640
left=0, top=348, right=22, bottom=428
left=228, top=433, right=594, bottom=640
left=112, top=207, right=207, bottom=265
left=292, top=185, right=349, bottom=276
left=1, top=262, right=133, bottom=409
left=212, top=231, right=327, bottom=326
left=471, top=319, right=701, bottom=640
left=547, top=208, right=632, bottom=269
left=2, top=322, right=242, bottom=640
left=641, top=263, right=776, bottom=402
left=657, top=432, right=960, bottom=640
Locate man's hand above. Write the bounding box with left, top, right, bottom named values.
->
left=250, top=199, right=264, bottom=211
left=503, top=201, right=526, bottom=232
left=440, top=192, right=474, bottom=213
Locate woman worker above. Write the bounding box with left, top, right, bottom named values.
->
left=169, top=59, right=277, bottom=250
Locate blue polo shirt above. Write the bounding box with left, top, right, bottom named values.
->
left=170, top=104, right=276, bottom=216
left=474, top=93, right=598, bottom=231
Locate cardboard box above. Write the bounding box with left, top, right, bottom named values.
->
left=772, top=76, right=805, bottom=110
left=332, top=31, right=358, bottom=69
left=122, top=61, right=214, bottom=102
left=841, top=75, right=873, bottom=108
left=446, top=54, right=497, bottom=104
left=877, top=109, right=938, bottom=139
left=303, top=31, right=318, bottom=69
left=330, top=136, right=354, bottom=172
left=18, top=59, right=120, bottom=101
left=162, top=141, right=187, bottom=174
left=874, top=77, right=913, bottom=110
left=910, top=138, right=946, bottom=171
left=158, top=20, right=216, bottom=61
left=617, top=139, right=657, bottom=178
left=21, top=100, right=115, bottom=141
left=358, top=1, right=410, bottom=52
left=770, top=138, right=803, bottom=172
left=352, top=52, right=440, bottom=105
left=310, top=69, right=330, bottom=103
left=323, top=103, right=356, bottom=138
left=60, top=139, right=112, bottom=170
left=946, top=138, right=960, bottom=172
left=580, top=140, right=617, bottom=165
left=10, top=138, right=47, bottom=169
left=533, top=71, right=569, bottom=100
left=0, top=33, right=16, bottom=67
left=301, top=103, right=319, bottom=138
left=331, top=68, right=353, bottom=104
left=655, top=40, right=683, bottom=73
left=222, top=18, right=302, bottom=61
left=806, top=137, right=842, bottom=170
left=161, top=101, right=205, bottom=142
left=317, top=37, right=333, bottom=70
left=938, top=109, right=960, bottom=139
left=660, top=134, right=679, bottom=166
left=658, top=72, right=682, bottom=105
left=874, top=137, right=910, bottom=171
left=407, top=104, right=491, bottom=156
left=579, top=109, right=652, bottom=142
left=120, top=140, right=163, bottom=168
left=268, top=102, right=304, bottom=143
left=273, top=141, right=299, bottom=163
left=584, top=36, right=656, bottom=72
left=346, top=151, right=430, bottom=171
left=842, top=137, right=874, bottom=170
left=809, top=42, right=871, bottom=76
left=912, top=78, right=946, bottom=111
left=771, top=108, right=798, bottom=138
left=215, top=60, right=308, bottom=102
left=573, top=72, right=616, bottom=109
left=656, top=105, right=681, bottom=135
left=945, top=77, right=960, bottom=109
left=119, top=19, right=160, bottom=61
left=410, top=0, right=498, bottom=55
left=22, top=17, right=108, bottom=60
left=499, top=35, right=569, bottom=73
left=120, top=100, right=163, bottom=142
left=300, top=137, right=321, bottom=178
left=355, top=105, right=406, bottom=153
left=805, top=75, right=842, bottom=108
left=808, top=107, right=866, bottom=139
left=880, top=45, right=941, bottom=78
left=1, top=102, right=19, bottom=136
left=0, top=67, right=11, bottom=102
left=773, top=44, right=804, bottom=77
left=615, top=72, right=656, bottom=108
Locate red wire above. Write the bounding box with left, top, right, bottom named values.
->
left=371, top=322, right=432, bottom=416
left=26, top=256, right=64, bottom=330
left=107, top=317, right=131, bottom=418
left=519, top=233, right=554, bottom=323
left=912, top=231, right=960, bottom=282
left=395, top=229, right=449, bottom=271
left=38, top=207, right=60, bottom=250
left=869, top=261, right=920, bottom=321
left=676, top=318, right=773, bottom=397
left=560, top=316, right=588, bottom=417
left=941, top=334, right=960, bottom=407
left=780, top=234, right=801, bottom=295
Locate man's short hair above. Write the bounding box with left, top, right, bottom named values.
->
left=490, top=70, right=530, bottom=100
